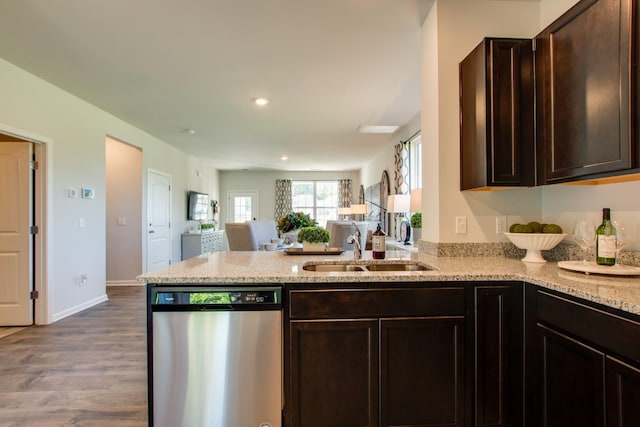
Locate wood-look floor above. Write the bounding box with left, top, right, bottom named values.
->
left=0, top=286, right=148, bottom=426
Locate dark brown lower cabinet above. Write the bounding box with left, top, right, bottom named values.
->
left=381, top=317, right=465, bottom=427
left=528, top=287, right=640, bottom=427
left=537, top=324, right=606, bottom=427
left=288, top=320, right=379, bottom=427
left=474, top=285, right=523, bottom=427
left=285, top=285, right=467, bottom=427
left=606, top=356, right=640, bottom=427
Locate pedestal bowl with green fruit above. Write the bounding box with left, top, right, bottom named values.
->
left=504, top=221, right=567, bottom=263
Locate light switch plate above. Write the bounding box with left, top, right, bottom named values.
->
left=455, top=216, right=467, bottom=234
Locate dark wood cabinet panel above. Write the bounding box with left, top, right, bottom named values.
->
left=289, top=287, right=465, bottom=319
left=288, top=319, right=379, bottom=427
left=535, top=0, right=635, bottom=183
left=380, top=317, right=465, bottom=427
left=527, top=285, right=640, bottom=427
left=474, top=285, right=523, bottom=427
left=538, top=324, right=606, bottom=427
left=606, top=356, right=640, bottom=427
left=285, top=284, right=470, bottom=427
left=459, top=38, right=534, bottom=190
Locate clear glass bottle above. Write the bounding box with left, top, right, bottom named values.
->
left=596, top=208, right=616, bottom=266
left=372, top=223, right=386, bottom=259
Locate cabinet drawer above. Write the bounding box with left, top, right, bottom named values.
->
left=289, top=287, right=465, bottom=319
left=537, top=290, right=640, bottom=363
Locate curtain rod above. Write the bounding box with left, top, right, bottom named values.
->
left=400, top=129, right=421, bottom=144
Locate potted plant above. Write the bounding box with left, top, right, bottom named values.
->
left=297, top=226, right=331, bottom=251
left=410, top=212, right=422, bottom=242
left=276, top=211, right=316, bottom=243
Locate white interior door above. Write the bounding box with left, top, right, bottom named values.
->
left=227, top=190, right=258, bottom=222
left=0, top=141, right=33, bottom=326
left=147, top=170, right=171, bottom=272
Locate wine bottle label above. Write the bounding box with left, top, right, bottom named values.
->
left=597, top=235, right=616, bottom=258
left=372, top=236, right=385, bottom=252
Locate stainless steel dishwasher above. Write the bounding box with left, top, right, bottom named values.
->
left=148, top=286, right=282, bottom=427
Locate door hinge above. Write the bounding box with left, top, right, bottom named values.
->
left=30, top=160, right=39, bottom=170
left=30, top=225, right=39, bottom=234
left=30, top=290, right=39, bottom=300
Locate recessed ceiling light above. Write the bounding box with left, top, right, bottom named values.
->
left=254, top=97, right=269, bottom=106
left=281, top=155, right=288, bottom=161
left=357, top=125, right=399, bottom=134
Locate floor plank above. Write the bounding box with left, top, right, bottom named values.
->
left=0, top=286, right=148, bottom=426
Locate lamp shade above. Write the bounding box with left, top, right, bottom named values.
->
left=410, top=188, right=422, bottom=212
left=350, top=204, right=369, bottom=215
left=338, top=207, right=352, bottom=215
left=387, top=194, right=410, bottom=213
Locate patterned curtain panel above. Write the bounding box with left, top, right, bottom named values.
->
left=394, top=142, right=410, bottom=194
left=274, top=179, right=292, bottom=219
left=338, top=179, right=352, bottom=207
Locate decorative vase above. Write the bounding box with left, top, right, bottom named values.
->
left=283, top=229, right=300, bottom=245
left=303, top=241, right=326, bottom=252
left=412, top=228, right=422, bottom=243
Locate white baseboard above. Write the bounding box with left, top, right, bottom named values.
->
left=51, top=293, right=109, bottom=323
left=106, top=280, right=143, bottom=287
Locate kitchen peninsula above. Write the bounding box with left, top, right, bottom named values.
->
left=140, top=250, right=640, bottom=426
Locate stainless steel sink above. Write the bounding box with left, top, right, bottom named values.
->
left=302, top=263, right=367, bottom=272
left=302, top=261, right=433, bottom=272
left=365, top=262, right=431, bottom=271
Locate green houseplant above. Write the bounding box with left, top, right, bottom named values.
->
left=410, top=212, right=422, bottom=242
left=297, top=226, right=331, bottom=251
left=277, top=211, right=317, bottom=244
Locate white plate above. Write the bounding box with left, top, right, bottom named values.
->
left=557, top=261, right=640, bottom=276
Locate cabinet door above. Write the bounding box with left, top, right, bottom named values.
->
left=537, top=324, right=606, bottom=427
left=606, top=356, right=640, bottom=427
left=288, top=319, right=379, bottom=427
left=474, top=285, right=523, bottom=427
left=535, top=0, right=633, bottom=183
left=380, top=317, right=465, bottom=427
left=459, top=38, right=534, bottom=190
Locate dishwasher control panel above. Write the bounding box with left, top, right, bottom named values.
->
left=151, top=286, right=281, bottom=309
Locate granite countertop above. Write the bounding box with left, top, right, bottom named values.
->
left=137, top=250, right=640, bottom=316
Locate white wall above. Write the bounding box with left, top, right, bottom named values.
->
left=0, top=57, right=219, bottom=323
left=360, top=113, right=421, bottom=191
left=219, top=170, right=360, bottom=226
left=422, top=0, right=543, bottom=243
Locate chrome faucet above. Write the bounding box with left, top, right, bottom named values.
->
left=348, top=224, right=362, bottom=260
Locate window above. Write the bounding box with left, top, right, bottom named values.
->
left=233, top=196, right=252, bottom=222
left=409, top=133, right=422, bottom=191
left=291, top=181, right=339, bottom=228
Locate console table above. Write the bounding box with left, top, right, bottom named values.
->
left=181, top=230, right=225, bottom=260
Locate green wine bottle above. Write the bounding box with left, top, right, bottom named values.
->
left=596, top=208, right=616, bottom=266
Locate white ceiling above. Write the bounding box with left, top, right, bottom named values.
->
left=0, top=0, right=431, bottom=171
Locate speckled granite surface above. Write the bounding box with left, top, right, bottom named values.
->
left=138, top=249, right=640, bottom=316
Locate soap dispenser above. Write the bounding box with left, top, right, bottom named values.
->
left=372, top=223, right=386, bottom=259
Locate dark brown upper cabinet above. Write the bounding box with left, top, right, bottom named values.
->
left=459, top=38, right=535, bottom=190
left=535, top=0, right=637, bottom=184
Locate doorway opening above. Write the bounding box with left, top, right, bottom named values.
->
left=105, top=137, right=142, bottom=285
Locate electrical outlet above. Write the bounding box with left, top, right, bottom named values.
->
left=79, top=218, right=86, bottom=228
left=80, top=274, right=88, bottom=286
left=496, top=216, right=507, bottom=234
left=455, top=216, right=467, bottom=234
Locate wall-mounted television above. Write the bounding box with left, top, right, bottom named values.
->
left=187, top=191, right=209, bottom=221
